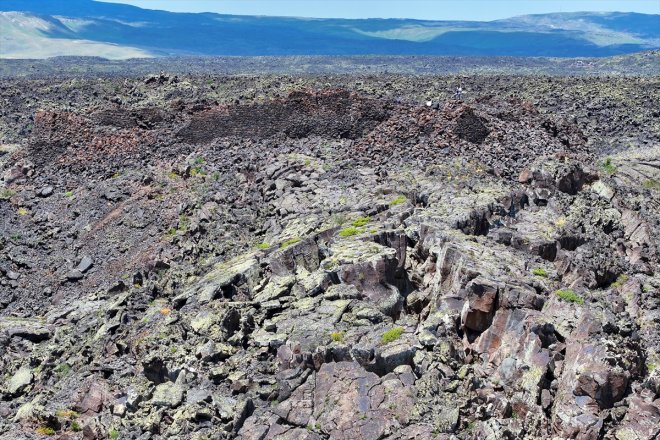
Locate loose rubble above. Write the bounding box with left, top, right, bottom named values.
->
left=0, top=76, right=658, bottom=440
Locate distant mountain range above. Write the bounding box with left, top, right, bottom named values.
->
left=1, top=0, right=659, bottom=59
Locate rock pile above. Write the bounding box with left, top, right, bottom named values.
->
left=0, top=86, right=658, bottom=440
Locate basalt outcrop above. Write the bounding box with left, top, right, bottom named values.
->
left=0, top=79, right=658, bottom=440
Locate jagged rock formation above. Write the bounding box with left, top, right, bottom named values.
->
left=0, top=81, right=658, bottom=440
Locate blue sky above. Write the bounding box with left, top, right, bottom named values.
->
left=99, top=0, right=660, bottom=20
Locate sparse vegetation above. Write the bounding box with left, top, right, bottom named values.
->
left=351, top=216, right=370, bottom=227
left=17, top=207, right=28, bottom=216
left=256, top=242, right=270, bottom=250
left=330, top=331, right=344, bottom=342
left=555, top=289, right=584, bottom=304
left=55, top=363, right=71, bottom=377
left=389, top=195, right=407, bottom=206
left=331, top=212, right=348, bottom=226
left=178, top=214, right=188, bottom=233
left=36, top=427, right=56, bottom=436
left=280, top=237, right=301, bottom=249
left=338, top=226, right=360, bottom=237
left=643, top=179, right=660, bottom=190
left=71, top=421, right=82, bottom=432
left=532, top=268, right=548, bottom=278
left=56, top=409, right=79, bottom=418
left=64, top=191, right=74, bottom=197
left=109, top=428, right=120, bottom=439
left=190, top=167, right=206, bottom=177
left=611, top=274, right=629, bottom=289
left=600, top=157, right=616, bottom=175
left=0, top=188, right=16, bottom=200
left=381, top=327, right=404, bottom=344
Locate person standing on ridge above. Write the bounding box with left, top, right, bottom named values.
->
left=454, top=84, right=463, bottom=100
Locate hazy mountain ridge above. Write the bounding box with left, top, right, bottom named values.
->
left=0, top=0, right=659, bottom=58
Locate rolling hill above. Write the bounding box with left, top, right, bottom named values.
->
left=0, top=0, right=658, bottom=59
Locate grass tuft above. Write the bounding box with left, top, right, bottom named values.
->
left=389, top=195, right=407, bottom=206
left=280, top=237, right=301, bottom=249
left=36, top=427, right=56, bottom=436
left=338, top=226, right=360, bottom=237
left=643, top=179, right=660, bottom=190
left=532, top=268, right=548, bottom=278
left=256, top=242, right=270, bottom=250
left=611, top=274, right=629, bottom=289
left=381, top=327, right=404, bottom=344
left=351, top=216, right=370, bottom=227
left=330, top=331, right=344, bottom=342
left=0, top=188, right=16, bottom=200
left=555, top=289, right=584, bottom=305
left=600, top=157, right=616, bottom=175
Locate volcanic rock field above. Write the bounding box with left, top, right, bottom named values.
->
left=0, top=73, right=659, bottom=439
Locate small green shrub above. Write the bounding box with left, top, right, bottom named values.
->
left=178, top=214, right=188, bottom=232
left=109, top=428, right=120, bottom=439
left=56, top=409, right=79, bottom=418
left=193, top=157, right=206, bottom=165
left=600, top=158, right=616, bottom=175
left=280, top=237, right=301, bottom=249
left=381, top=327, right=404, bottom=344
left=190, top=167, right=206, bottom=177
left=331, top=212, right=348, bottom=226
left=532, top=268, right=548, bottom=278
left=330, top=331, right=344, bottom=342
left=351, top=216, right=370, bottom=227
left=71, top=421, right=82, bottom=432
left=611, top=274, right=629, bottom=289
left=256, top=242, right=270, bottom=250
left=389, top=195, right=407, bottom=206
left=338, top=226, right=360, bottom=237
left=64, top=191, right=73, bottom=197
left=0, top=189, right=16, bottom=200
left=643, top=179, right=660, bottom=190
left=36, top=427, right=56, bottom=436
left=555, top=289, right=584, bottom=305
left=55, top=363, right=71, bottom=377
